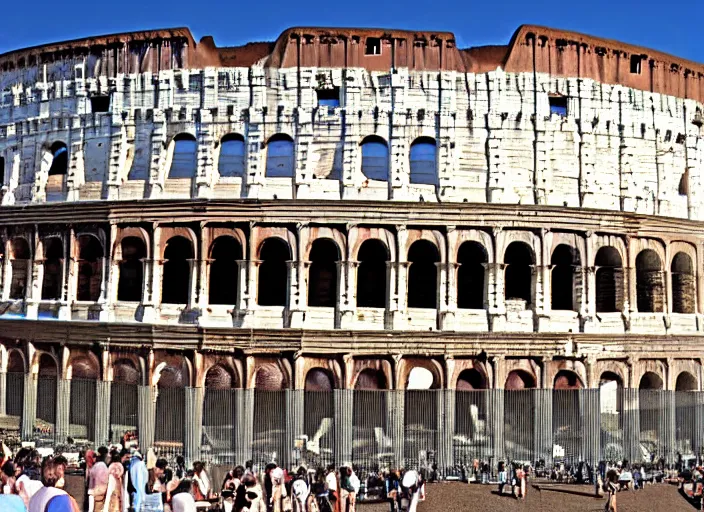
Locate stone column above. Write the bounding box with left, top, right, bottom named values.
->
left=94, top=380, right=111, bottom=446
left=235, top=388, right=254, bottom=465
left=391, top=262, right=410, bottom=330
left=334, top=388, right=353, bottom=467
left=388, top=389, right=405, bottom=470
left=485, top=262, right=507, bottom=331
left=439, top=262, right=458, bottom=330
left=0, top=371, right=6, bottom=417
left=195, top=112, right=214, bottom=198
left=533, top=387, right=553, bottom=467
left=184, top=386, right=204, bottom=467
left=287, top=260, right=306, bottom=328
left=55, top=378, right=71, bottom=444
left=22, top=373, right=37, bottom=440
left=285, top=389, right=304, bottom=469
left=490, top=356, right=506, bottom=468
left=137, top=385, right=156, bottom=451
left=338, top=260, right=356, bottom=329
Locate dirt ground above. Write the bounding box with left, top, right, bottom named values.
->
left=357, top=481, right=697, bottom=511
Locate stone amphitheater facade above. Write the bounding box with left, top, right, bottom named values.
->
left=0, top=24, right=703, bottom=467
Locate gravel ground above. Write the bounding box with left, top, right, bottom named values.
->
left=357, top=481, right=696, bottom=511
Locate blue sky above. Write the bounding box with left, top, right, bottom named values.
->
left=1, top=0, right=702, bottom=63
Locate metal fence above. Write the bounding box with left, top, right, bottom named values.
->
left=12, top=384, right=704, bottom=475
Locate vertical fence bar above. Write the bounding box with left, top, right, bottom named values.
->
left=334, top=388, right=352, bottom=468
left=94, top=380, right=111, bottom=446
left=22, top=373, right=37, bottom=441
left=137, top=385, right=155, bottom=451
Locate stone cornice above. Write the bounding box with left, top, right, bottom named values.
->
left=0, top=199, right=702, bottom=241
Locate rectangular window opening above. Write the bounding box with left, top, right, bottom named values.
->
left=549, top=95, right=568, bottom=117
left=630, top=55, right=642, bottom=75
left=316, top=87, right=340, bottom=108
left=365, top=37, right=381, bottom=56
left=90, top=95, right=110, bottom=113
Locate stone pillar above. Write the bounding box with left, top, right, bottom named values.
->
left=485, top=263, right=507, bottom=331
left=235, top=388, right=254, bottom=465
left=195, top=112, right=214, bottom=198
left=334, top=388, right=353, bottom=467
left=287, top=260, right=306, bottom=328
left=440, top=262, right=459, bottom=330
left=533, top=387, right=553, bottom=467
left=438, top=389, right=455, bottom=477
left=391, top=262, right=410, bottom=330
left=490, top=356, right=506, bottom=468
left=0, top=371, right=6, bottom=416
left=286, top=389, right=304, bottom=469
left=21, top=373, right=37, bottom=440
left=338, top=260, right=357, bottom=329
left=94, top=380, right=111, bottom=446
left=137, top=385, right=155, bottom=451
left=184, top=386, right=204, bottom=467
left=388, top=389, right=405, bottom=470
left=664, top=389, right=676, bottom=464
left=55, top=378, right=71, bottom=444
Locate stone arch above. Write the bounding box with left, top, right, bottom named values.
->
left=496, top=230, right=541, bottom=266
left=46, top=141, right=68, bottom=176
left=157, top=227, right=197, bottom=259
left=349, top=359, right=392, bottom=390
left=112, top=227, right=151, bottom=260
left=153, top=354, right=192, bottom=388
left=595, top=246, right=624, bottom=313
left=217, top=133, right=246, bottom=178
left=76, top=234, right=104, bottom=302
left=636, top=249, right=664, bottom=312
left=360, top=135, right=389, bottom=181
left=204, top=364, right=237, bottom=389
left=256, top=236, right=291, bottom=307
left=5, top=348, right=25, bottom=418
left=639, top=371, right=664, bottom=390
left=161, top=235, right=195, bottom=304
left=307, top=238, right=341, bottom=308
left=553, top=369, right=584, bottom=389
left=545, top=360, right=587, bottom=389
left=591, top=236, right=627, bottom=267
left=112, top=357, right=142, bottom=385
left=117, top=236, right=147, bottom=302
left=457, top=241, right=488, bottom=309
left=294, top=357, right=342, bottom=390
left=551, top=244, right=580, bottom=311
left=456, top=368, right=488, bottom=390
left=449, top=359, right=492, bottom=390
left=304, top=367, right=335, bottom=391
left=247, top=357, right=292, bottom=390
left=67, top=350, right=101, bottom=380
left=591, top=360, right=628, bottom=388
left=41, top=236, right=64, bottom=300
left=396, top=358, right=443, bottom=390
left=356, top=238, right=390, bottom=308
left=671, top=251, right=695, bottom=314
left=265, top=133, right=295, bottom=178
left=409, top=136, right=437, bottom=185
left=675, top=371, right=698, bottom=391
left=208, top=235, right=243, bottom=305
left=9, top=237, right=31, bottom=299
left=505, top=370, right=537, bottom=390
left=504, top=241, right=535, bottom=307
left=407, top=239, right=440, bottom=309
left=349, top=227, right=396, bottom=262
left=36, top=351, right=59, bottom=428
left=6, top=348, right=26, bottom=373
left=167, top=133, right=198, bottom=179
left=197, top=356, right=243, bottom=389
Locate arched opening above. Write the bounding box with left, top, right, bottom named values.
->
left=265, top=134, right=295, bottom=177
left=552, top=370, right=584, bottom=461
left=304, top=368, right=335, bottom=467
left=409, top=137, right=437, bottom=185
left=36, top=353, right=58, bottom=436
left=353, top=367, right=389, bottom=470
left=454, top=368, right=488, bottom=465
left=110, top=358, right=140, bottom=443
left=308, top=239, right=340, bottom=308
left=202, top=364, right=236, bottom=463
left=599, top=371, right=624, bottom=461
left=356, top=239, right=389, bottom=308
left=257, top=238, right=290, bottom=307
left=168, top=134, right=198, bottom=178
left=504, top=370, right=536, bottom=462
left=457, top=241, right=487, bottom=309
left=595, top=247, right=624, bottom=313
left=76, top=235, right=103, bottom=302
left=671, top=252, right=695, bottom=314
left=551, top=245, right=577, bottom=311
left=161, top=236, right=194, bottom=304
left=9, top=238, right=31, bottom=299
left=6, top=351, right=25, bottom=419
left=360, top=136, right=389, bottom=181
left=639, top=371, right=664, bottom=456
left=208, top=236, right=242, bottom=305
left=41, top=238, right=64, bottom=300
left=117, top=237, right=146, bottom=302
left=636, top=249, right=663, bottom=313
left=504, top=242, right=534, bottom=307
left=154, top=359, right=189, bottom=455
left=48, top=142, right=68, bottom=176
left=218, top=134, right=246, bottom=178
left=405, top=365, right=439, bottom=463
left=676, top=372, right=697, bottom=391
left=69, top=355, right=98, bottom=441
left=252, top=363, right=287, bottom=467
left=407, top=240, right=439, bottom=309
left=675, top=371, right=698, bottom=456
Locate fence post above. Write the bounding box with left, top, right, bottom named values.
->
left=582, top=388, right=601, bottom=466
left=286, top=389, right=304, bottom=469
left=184, top=386, right=204, bottom=467
left=235, top=389, right=254, bottom=466
left=491, top=388, right=505, bottom=470
left=55, top=378, right=71, bottom=444
left=0, top=371, right=7, bottom=416
left=440, top=389, right=455, bottom=477
left=534, top=388, right=552, bottom=467
left=664, top=390, right=676, bottom=464
left=94, top=380, right=111, bottom=447
left=696, top=391, right=704, bottom=460
left=623, top=388, right=640, bottom=464
left=137, top=385, right=155, bottom=451
left=334, top=389, right=352, bottom=468
left=21, top=373, right=37, bottom=440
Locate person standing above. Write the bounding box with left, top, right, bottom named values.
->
left=103, top=458, right=124, bottom=512
left=28, top=458, right=80, bottom=512
left=497, top=462, right=508, bottom=495
left=128, top=451, right=147, bottom=512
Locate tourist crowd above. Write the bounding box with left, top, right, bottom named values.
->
left=0, top=444, right=428, bottom=512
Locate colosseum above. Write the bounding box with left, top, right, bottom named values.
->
left=0, top=23, right=702, bottom=473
